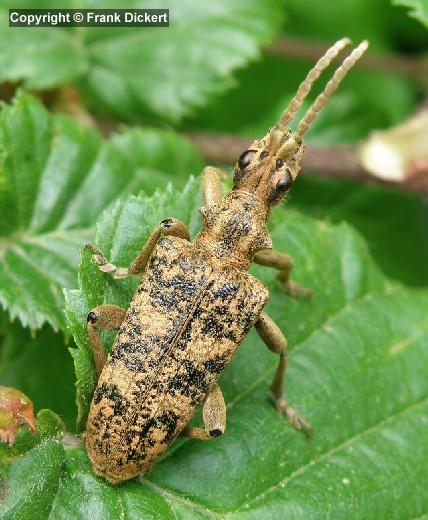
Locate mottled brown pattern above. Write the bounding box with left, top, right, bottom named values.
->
left=86, top=236, right=268, bottom=482
left=197, top=190, right=272, bottom=270
left=86, top=39, right=366, bottom=483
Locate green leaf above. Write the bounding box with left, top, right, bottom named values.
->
left=289, top=176, right=428, bottom=287
left=0, top=441, right=65, bottom=520
left=0, top=0, right=283, bottom=123
left=50, top=447, right=182, bottom=520
left=59, top=178, right=428, bottom=517
left=12, top=409, right=65, bottom=456
left=0, top=92, right=202, bottom=331
left=0, top=11, right=85, bottom=90
left=0, top=408, right=65, bottom=501
left=281, top=0, right=406, bottom=48
left=393, top=0, right=428, bottom=27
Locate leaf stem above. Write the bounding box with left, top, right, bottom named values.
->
left=266, top=36, right=428, bottom=86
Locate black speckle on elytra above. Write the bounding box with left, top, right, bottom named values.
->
left=204, top=355, right=228, bottom=374
left=170, top=275, right=199, bottom=297
left=213, top=283, right=239, bottom=302
left=148, top=270, right=201, bottom=311
left=111, top=340, right=148, bottom=358
left=148, top=357, right=161, bottom=368
left=93, top=386, right=104, bottom=405
left=127, top=323, right=143, bottom=339
left=92, top=408, right=105, bottom=429
left=150, top=288, right=179, bottom=310
left=201, top=313, right=237, bottom=342
left=157, top=410, right=179, bottom=442
left=124, top=447, right=143, bottom=464
left=101, top=429, right=111, bottom=441
left=168, top=361, right=208, bottom=398
left=157, top=236, right=173, bottom=250
left=94, top=438, right=111, bottom=455
left=201, top=314, right=224, bottom=339
left=213, top=304, right=228, bottom=317
left=93, top=383, right=129, bottom=417
left=124, top=411, right=179, bottom=464
left=179, top=257, right=195, bottom=273
left=123, top=356, right=145, bottom=373
left=177, top=307, right=202, bottom=348
left=237, top=300, right=246, bottom=312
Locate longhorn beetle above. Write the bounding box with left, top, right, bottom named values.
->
left=84, top=38, right=368, bottom=483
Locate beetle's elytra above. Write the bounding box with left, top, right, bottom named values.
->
left=84, top=38, right=368, bottom=483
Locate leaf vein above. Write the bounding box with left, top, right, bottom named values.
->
left=143, top=479, right=222, bottom=519
left=232, top=394, right=428, bottom=512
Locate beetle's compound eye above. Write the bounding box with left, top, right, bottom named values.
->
left=238, top=150, right=256, bottom=170
left=268, top=169, right=294, bottom=204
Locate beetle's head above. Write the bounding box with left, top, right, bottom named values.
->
left=232, top=38, right=368, bottom=206
left=232, top=128, right=304, bottom=206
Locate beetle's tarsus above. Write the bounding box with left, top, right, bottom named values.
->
left=95, top=255, right=107, bottom=267
left=85, top=243, right=105, bottom=260
left=275, top=397, right=313, bottom=437
left=97, top=260, right=115, bottom=272
left=84, top=243, right=98, bottom=253
left=97, top=259, right=121, bottom=275
left=85, top=243, right=114, bottom=271
left=113, top=267, right=130, bottom=279
left=280, top=279, right=313, bottom=299
left=85, top=244, right=129, bottom=277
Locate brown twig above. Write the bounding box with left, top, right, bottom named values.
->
left=49, top=45, right=428, bottom=195
left=188, top=132, right=428, bottom=195
left=266, top=36, right=428, bottom=86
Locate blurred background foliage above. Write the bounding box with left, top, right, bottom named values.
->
left=0, top=0, right=427, bottom=516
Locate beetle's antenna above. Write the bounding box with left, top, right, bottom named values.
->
left=297, top=40, right=369, bottom=136
left=279, top=37, right=352, bottom=127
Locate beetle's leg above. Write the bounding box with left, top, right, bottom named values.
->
left=86, top=304, right=126, bottom=378
left=201, top=166, right=227, bottom=205
left=253, top=249, right=312, bottom=298
left=85, top=218, right=190, bottom=279
left=181, top=384, right=226, bottom=440
left=255, top=311, right=312, bottom=436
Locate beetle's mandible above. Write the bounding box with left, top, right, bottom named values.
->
left=84, top=38, right=368, bottom=483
